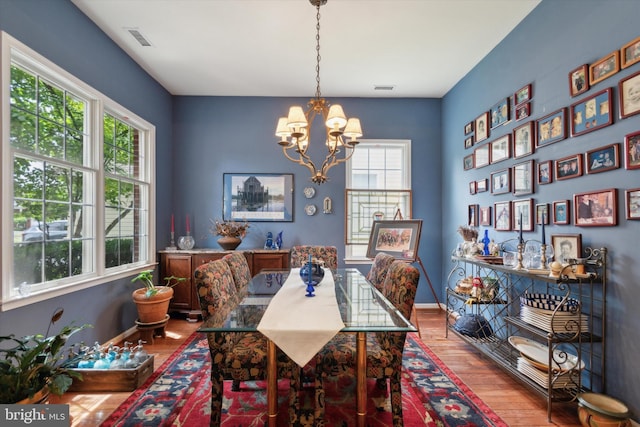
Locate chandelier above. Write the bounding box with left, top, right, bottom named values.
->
left=275, top=0, right=362, bottom=185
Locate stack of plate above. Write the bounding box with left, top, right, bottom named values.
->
left=517, top=357, right=576, bottom=389
left=519, top=293, right=588, bottom=333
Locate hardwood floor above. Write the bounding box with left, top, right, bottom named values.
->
left=52, top=309, right=582, bottom=426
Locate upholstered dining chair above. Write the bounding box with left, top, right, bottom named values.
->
left=366, top=252, right=396, bottom=293
left=313, top=260, right=420, bottom=427
left=194, top=259, right=301, bottom=426
left=290, top=245, right=338, bottom=270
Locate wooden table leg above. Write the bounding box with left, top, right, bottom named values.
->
left=356, top=331, right=366, bottom=427
left=267, top=339, right=278, bottom=427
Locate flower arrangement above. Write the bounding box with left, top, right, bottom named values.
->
left=210, top=218, right=250, bottom=238
left=457, top=225, right=478, bottom=242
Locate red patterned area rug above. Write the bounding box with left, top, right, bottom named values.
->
left=101, top=333, right=507, bottom=426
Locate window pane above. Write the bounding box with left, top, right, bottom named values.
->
left=65, top=94, right=85, bottom=132
left=14, top=157, right=44, bottom=199
left=44, top=164, right=70, bottom=201
left=10, top=107, right=36, bottom=150
left=38, top=79, right=65, bottom=125
left=38, top=118, right=65, bottom=159
left=66, top=129, right=84, bottom=165
left=10, top=66, right=36, bottom=113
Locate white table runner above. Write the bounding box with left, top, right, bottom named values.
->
left=257, top=268, right=345, bottom=367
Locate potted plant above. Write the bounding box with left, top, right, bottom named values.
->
left=131, top=269, right=186, bottom=324
left=0, top=308, right=91, bottom=404
left=210, top=218, right=250, bottom=250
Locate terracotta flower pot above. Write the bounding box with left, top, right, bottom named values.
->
left=217, top=236, right=242, bottom=250
left=132, top=286, right=174, bottom=323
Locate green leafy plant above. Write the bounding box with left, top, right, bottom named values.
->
left=0, top=308, right=91, bottom=403
left=131, top=269, right=186, bottom=298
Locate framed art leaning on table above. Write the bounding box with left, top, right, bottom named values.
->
left=366, top=219, right=422, bottom=262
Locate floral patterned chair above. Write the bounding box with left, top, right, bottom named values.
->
left=222, top=251, right=252, bottom=295
left=290, top=245, right=338, bottom=270
left=195, top=259, right=301, bottom=426
left=366, top=252, right=396, bottom=293
left=313, top=260, right=420, bottom=427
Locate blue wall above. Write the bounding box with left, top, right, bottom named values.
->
left=443, top=0, right=640, bottom=415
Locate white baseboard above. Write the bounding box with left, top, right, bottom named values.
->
left=414, top=302, right=445, bottom=310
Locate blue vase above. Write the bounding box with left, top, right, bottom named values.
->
left=299, top=263, right=325, bottom=286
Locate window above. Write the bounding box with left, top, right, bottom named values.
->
left=345, top=139, right=411, bottom=261
left=1, top=32, right=155, bottom=310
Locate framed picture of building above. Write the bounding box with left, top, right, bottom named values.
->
left=223, top=173, right=294, bottom=222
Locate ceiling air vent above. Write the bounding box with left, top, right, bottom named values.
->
left=374, top=85, right=395, bottom=91
left=127, top=29, right=152, bottom=47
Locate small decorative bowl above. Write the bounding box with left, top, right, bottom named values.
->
left=577, top=393, right=630, bottom=427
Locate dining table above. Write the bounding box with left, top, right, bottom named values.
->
left=197, top=267, right=417, bottom=427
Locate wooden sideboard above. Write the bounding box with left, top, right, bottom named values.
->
left=158, top=249, right=290, bottom=320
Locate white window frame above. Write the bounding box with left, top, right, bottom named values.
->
left=1, top=31, right=156, bottom=311
left=344, top=139, right=411, bottom=263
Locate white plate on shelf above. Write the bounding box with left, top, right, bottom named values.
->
left=517, top=358, right=576, bottom=389
left=508, top=336, right=585, bottom=372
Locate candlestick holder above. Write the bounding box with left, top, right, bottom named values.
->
left=177, top=232, right=195, bottom=250
left=540, top=243, right=548, bottom=269
left=166, top=232, right=177, bottom=250
left=514, top=241, right=526, bottom=270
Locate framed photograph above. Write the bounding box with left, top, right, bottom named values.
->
left=464, top=135, right=474, bottom=149
left=223, top=173, right=293, bottom=222
left=490, top=135, right=511, bottom=164
left=570, top=88, right=613, bottom=137
left=537, top=160, right=552, bottom=185
left=569, top=64, right=589, bottom=97
left=468, top=204, right=479, bottom=227
left=463, top=153, right=475, bottom=170
left=494, top=201, right=511, bottom=231
left=469, top=181, right=477, bottom=195
left=621, top=36, right=640, bottom=69
left=490, top=97, right=510, bottom=128
left=476, top=178, right=488, bottom=193
left=464, top=121, right=474, bottom=135
left=475, top=112, right=490, bottom=143
left=514, top=84, right=532, bottom=106
left=618, top=70, right=640, bottom=119
left=512, top=160, right=534, bottom=196
left=536, top=203, right=549, bottom=225
left=366, top=219, right=423, bottom=262
left=624, top=130, right=640, bottom=170
left=479, top=206, right=492, bottom=226
left=491, top=168, right=511, bottom=195
left=574, top=188, right=617, bottom=226
left=586, top=143, right=620, bottom=174
left=474, top=144, right=490, bottom=168
left=513, top=121, right=534, bottom=158
left=553, top=200, right=570, bottom=225
left=552, top=234, right=582, bottom=264
left=589, top=50, right=620, bottom=85
left=626, top=188, right=640, bottom=220
left=515, top=102, right=531, bottom=121
left=512, top=198, right=533, bottom=232
left=555, top=154, right=583, bottom=181
left=537, top=108, right=567, bottom=147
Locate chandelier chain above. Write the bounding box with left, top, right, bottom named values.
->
left=315, top=3, right=322, bottom=99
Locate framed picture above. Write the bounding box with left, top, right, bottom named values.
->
left=555, top=154, right=583, bottom=181
left=569, top=64, right=589, bottom=97
left=551, top=234, right=582, bottom=264
left=494, top=201, right=511, bottom=231
left=366, top=219, right=423, bottom=262
left=586, top=143, right=620, bottom=174
left=537, top=160, right=552, bottom=185
left=589, top=50, right=620, bottom=85
left=553, top=200, right=570, bottom=225
left=476, top=178, right=488, bottom=193
left=618, top=70, right=640, bottom=119
left=570, top=88, right=613, bottom=137
left=514, top=84, right=532, bottom=106
left=626, top=188, right=640, bottom=220
left=515, top=102, right=531, bottom=121
left=491, top=168, right=511, bottom=195
left=513, top=121, right=534, bottom=158
left=475, top=112, right=490, bottom=143
left=464, top=135, right=474, bottom=149
left=624, top=130, right=640, bottom=170
left=621, top=35, right=640, bottom=69
left=468, top=204, right=479, bottom=227
left=463, top=153, right=475, bottom=170
left=537, top=108, right=567, bottom=147
left=574, top=188, right=617, bottom=226
left=464, top=121, right=474, bottom=135
left=479, top=206, right=492, bottom=226
left=490, top=97, right=510, bottom=128
left=474, top=144, right=490, bottom=168
left=512, top=198, right=533, bottom=232
left=490, top=135, right=511, bottom=164
left=512, top=160, right=534, bottom=196
left=469, top=181, right=477, bottom=195
left=223, top=173, right=294, bottom=222
left=536, top=203, right=549, bottom=225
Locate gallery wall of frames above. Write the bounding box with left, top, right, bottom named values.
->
left=462, top=35, right=640, bottom=234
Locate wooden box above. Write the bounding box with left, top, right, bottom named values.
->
left=68, top=354, right=154, bottom=392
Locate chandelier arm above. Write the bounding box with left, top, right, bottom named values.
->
left=283, top=145, right=321, bottom=176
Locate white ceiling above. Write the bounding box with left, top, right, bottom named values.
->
left=71, top=0, right=540, bottom=98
